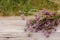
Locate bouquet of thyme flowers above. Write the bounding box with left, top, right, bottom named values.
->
left=25, top=9, right=60, bottom=37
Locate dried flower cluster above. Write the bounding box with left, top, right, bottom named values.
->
left=25, top=9, right=60, bottom=37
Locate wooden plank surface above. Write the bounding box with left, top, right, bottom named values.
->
left=0, top=17, right=60, bottom=40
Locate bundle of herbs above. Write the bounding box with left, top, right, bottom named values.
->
left=25, top=9, right=60, bottom=37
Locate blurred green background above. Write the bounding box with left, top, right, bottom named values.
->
left=0, top=0, right=59, bottom=16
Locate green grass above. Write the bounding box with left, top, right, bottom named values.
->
left=0, top=0, right=59, bottom=16
left=50, top=0, right=60, bottom=9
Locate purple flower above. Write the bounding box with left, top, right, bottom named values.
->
left=47, top=21, right=51, bottom=24
left=33, top=24, right=39, bottom=29
left=35, top=14, right=40, bottom=20
left=28, top=26, right=33, bottom=32
left=41, top=9, right=52, bottom=16
left=56, top=19, right=60, bottom=24
left=41, top=9, right=47, bottom=13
